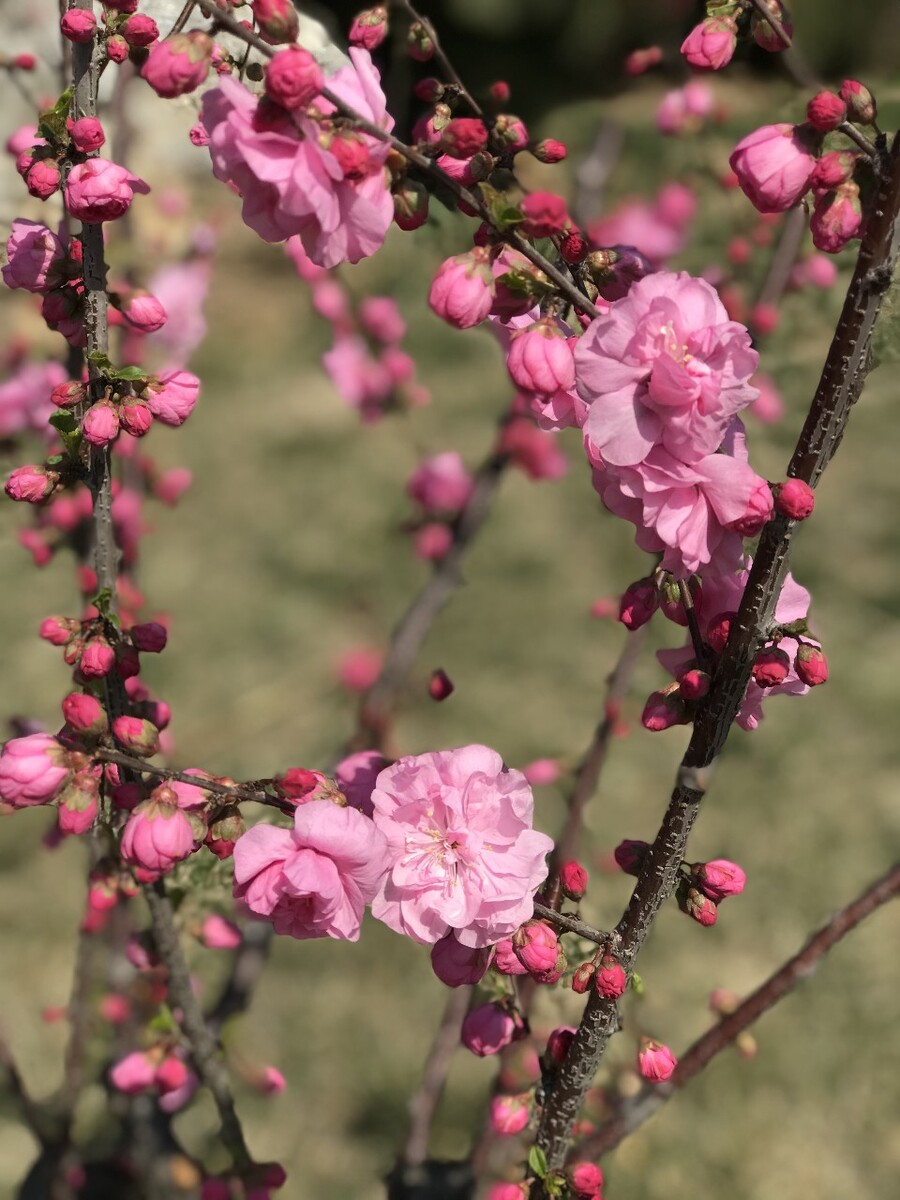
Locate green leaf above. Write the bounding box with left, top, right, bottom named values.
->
left=38, top=87, right=74, bottom=147
left=478, top=182, right=523, bottom=232
left=110, top=365, right=150, bottom=383
left=88, top=350, right=114, bottom=373
left=630, top=971, right=644, bottom=995
left=528, top=1145, right=548, bottom=1179
left=49, top=411, right=78, bottom=435
left=148, top=1005, right=177, bottom=1035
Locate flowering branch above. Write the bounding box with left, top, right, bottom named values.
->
left=395, top=0, right=483, bottom=118
left=574, top=861, right=900, bottom=1159
left=532, top=128, right=900, bottom=1177
left=353, top=448, right=510, bottom=752
left=532, top=904, right=610, bottom=947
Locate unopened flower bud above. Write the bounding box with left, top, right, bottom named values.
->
left=795, top=643, right=828, bottom=686
left=122, top=13, right=160, bottom=47
left=265, top=45, right=323, bottom=110
left=26, top=158, right=62, bottom=200
left=641, top=684, right=687, bottom=732
left=614, top=838, right=649, bottom=876
left=810, top=181, right=862, bottom=254
left=519, top=191, right=569, bottom=239
left=560, top=859, right=588, bottom=901
left=441, top=117, right=488, bottom=159
left=68, top=117, right=105, bottom=154
left=205, top=807, right=244, bottom=859
left=489, top=1092, right=530, bottom=1136
left=683, top=886, right=718, bottom=926
left=57, top=770, right=99, bottom=835
left=571, top=961, right=595, bottom=994
left=428, top=668, right=454, bottom=701
left=680, top=16, right=738, bottom=72
left=594, top=955, right=627, bottom=999
left=512, top=920, right=558, bottom=974
left=393, top=180, right=429, bottom=231
left=461, top=1003, right=520, bottom=1056
left=6, top=465, right=60, bottom=504
left=706, top=611, right=737, bottom=655
left=839, top=79, right=876, bottom=125
left=120, top=398, right=153, bottom=437
left=83, top=401, right=120, bottom=447
left=60, top=9, right=96, bottom=42
left=545, top=1025, right=576, bottom=1065
left=751, top=1, right=793, bottom=52
left=349, top=7, right=388, bottom=51
left=807, top=90, right=847, bottom=132
left=811, top=150, right=857, bottom=192
left=130, top=621, right=168, bottom=653
left=62, top=692, right=108, bottom=738
left=80, top=637, right=115, bottom=680
left=106, top=34, right=129, bottom=63
left=413, top=77, right=444, bottom=103
left=569, top=1161, right=604, bottom=1200
left=618, top=577, right=660, bottom=631
left=694, top=859, right=746, bottom=901
left=112, top=715, right=160, bottom=757
left=752, top=645, right=791, bottom=688
left=531, top=138, right=567, bottom=164
left=407, top=19, right=435, bottom=62
left=251, top=0, right=299, bottom=45
left=492, top=113, right=529, bottom=151
left=678, top=668, right=711, bottom=701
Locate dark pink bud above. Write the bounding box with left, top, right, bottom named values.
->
left=795, top=643, right=828, bottom=686
left=681, top=17, right=738, bottom=72
left=839, top=79, right=876, bottom=125
left=639, top=1039, right=677, bottom=1082
left=413, top=77, right=444, bottom=103
left=774, top=478, right=815, bottom=521
left=57, top=770, right=99, bottom=835
left=684, top=886, right=718, bottom=926
left=82, top=401, right=120, bottom=447
left=121, top=14, right=160, bottom=48
left=569, top=1162, right=604, bottom=1200
left=512, top=920, right=558, bottom=974
left=430, top=934, right=492, bottom=987
left=571, top=961, right=595, bottom=994
left=678, top=668, right=711, bottom=701
left=106, top=35, right=129, bottom=63
left=594, top=955, right=627, bottom=999
left=810, top=182, right=862, bottom=254
left=6, top=465, right=59, bottom=504
left=40, top=615, right=78, bottom=646
left=120, top=290, right=167, bottom=332
left=694, top=859, right=746, bottom=901
left=811, top=150, right=857, bottom=192
left=706, top=611, right=737, bottom=655
left=251, top=0, right=299, bottom=44
left=393, top=180, right=429, bottom=231
left=68, top=117, right=105, bottom=154
left=641, top=685, right=687, bottom=732
left=112, top=715, right=160, bottom=757
left=60, top=9, right=97, bottom=42
left=559, top=859, right=588, bottom=901
left=752, top=646, right=791, bottom=688
left=428, top=668, right=454, bottom=701
left=806, top=91, right=847, bottom=132
left=441, top=118, right=488, bottom=159
left=613, top=839, right=649, bottom=876
left=489, top=80, right=511, bottom=103
left=140, top=33, right=213, bottom=98
left=119, top=398, right=153, bottom=437
left=461, top=1003, right=520, bottom=1056
left=531, top=139, right=567, bottom=164
left=407, top=19, right=435, bottom=61
left=545, top=1025, right=576, bottom=1065
left=155, top=1056, right=189, bottom=1095
left=130, top=622, right=168, bottom=653
left=265, top=45, right=324, bottom=110
left=618, top=577, right=660, bottom=631
left=62, top=692, right=108, bottom=737
left=349, top=7, right=388, bottom=51
left=205, top=807, right=244, bottom=860
left=492, top=113, right=529, bottom=151
left=79, top=637, right=115, bottom=680
left=519, top=191, right=569, bottom=239
left=26, top=158, right=62, bottom=200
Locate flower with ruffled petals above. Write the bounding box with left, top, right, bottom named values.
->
left=65, top=159, right=150, bottom=223
left=370, top=745, right=553, bottom=948
left=3, top=219, right=67, bottom=292
left=145, top=369, right=199, bottom=426
left=729, top=124, right=818, bottom=214
left=0, top=734, right=72, bottom=807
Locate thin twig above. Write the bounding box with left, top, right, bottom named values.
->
left=531, top=129, right=900, bottom=1180
left=753, top=204, right=807, bottom=314
left=169, top=0, right=198, bottom=37
left=351, top=450, right=510, bottom=753
left=573, top=862, right=900, bottom=1159
left=396, top=0, right=483, bottom=118
left=145, top=882, right=254, bottom=1172
left=532, top=904, right=610, bottom=947
left=747, top=0, right=792, bottom=48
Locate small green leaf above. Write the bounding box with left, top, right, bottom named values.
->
left=110, top=365, right=150, bottom=383
left=49, top=411, right=78, bottom=435
left=528, top=1145, right=548, bottom=1178
left=88, top=350, right=114, bottom=373
left=478, top=182, right=523, bottom=232
left=38, top=87, right=73, bottom=146
left=148, top=1005, right=177, bottom=1035
left=630, top=971, right=644, bottom=995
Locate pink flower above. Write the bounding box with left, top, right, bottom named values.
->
left=120, top=291, right=167, bottom=333
left=512, top=920, right=558, bottom=974
left=460, top=1002, right=519, bottom=1056
left=110, top=1051, right=157, bottom=1094
left=795, top=643, right=828, bottom=686
left=595, top=955, right=627, bottom=999
left=68, top=117, right=105, bottom=154
left=0, top=734, right=72, bottom=808
left=253, top=0, right=299, bottom=44
left=560, top=859, right=587, bottom=899
left=202, top=51, right=394, bottom=267
left=140, top=33, right=212, bottom=98
left=729, top=124, right=818, bottom=214
left=519, top=191, right=569, bottom=238
left=498, top=417, right=568, bottom=481
left=407, top=452, right=473, bottom=514
left=489, top=1093, right=530, bottom=1135
left=60, top=9, right=96, bottom=42
left=350, top=8, right=389, bottom=51
left=569, top=1163, right=604, bottom=1199
left=656, top=81, right=713, bottom=135
left=199, top=914, right=242, bottom=949
left=264, top=46, right=324, bottom=110
left=810, top=183, right=862, bottom=254
left=430, top=934, right=493, bottom=986
left=83, top=401, right=120, bottom=447
left=58, top=773, right=99, bottom=835
left=145, top=369, right=199, bottom=426
left=522, top=758, right=560, bottom=786
left=0, top=360, right=66, bottom=439
left=507, top=321, right=575, bottom=395
left=233, top=800, right=392, bottom=941
left=429, top=248, right=495, bottom=329
left=370, top=745, right=553, bottom=948
left=333, top=750, right=390, bottom=817
left=5, top=465, right=59, bottom=504
left=120, top=793, right=196, bottom=874
left=588, top=183, right=695, bottom=267
left=25, top=159, right=61, bottom=200
left=358, top=296, right=405, bottom=344
left=695, top=859, right=746, bottom=901
left=576, top=272, right=758, bottom=469
left=681, top=17, right=737, bottom=71
left=807, top=91, right=847, bottom=132
left=3, top=220, right=67, bottom=292
left=65, top=159, right=150, bottom=224
left=122, top=14, right=160, bottom=47
left=638, top=1039, right=677, bottom=1082
left=62, top=692, right=107, bottom=737
left=336, top=646, right=382, bottom=692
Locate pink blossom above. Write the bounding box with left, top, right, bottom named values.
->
left=810, top=183, right=862, bottom=254
left=513, top=920, right=558, bottom=974
left=65, top=159, right=150, bottom=224
left=202, top=51, right=394, bottom=267
left=493, top=938, right=528, bottom=976
left=83, top=401, right=120, bottom=447
left=145, top=257, right=212, bottom=366
left=498, top=417, right=568, bottom=481
left=430, top=934, right=493, bottom=986
left=332, top=751, right=389, bottom=817
left=110, top=1051, right=157, bottom=1094
left=595, top=955, right=627, bottom=998
left=199, top=914, right=242, bottom=949
left=489, top=1093, right=530, bottom=1135
left=358, top=296, right=405, bottom=344
left=253, top=0, right=299, bottom=44
left=429, top=248, right=495, bottom=329
left=639, top=1039, right=677, bottom=1082
left=0, top=734, right=72, bottom=808
left=461, top=1002, right=519, bottom=1056
left=681, top=17, right=737, bottom=71
left=140, top=33, right=212, bottom=98
left=58, top=773, right=99, bottom=835
left=336, top=646, right=382, bottom=692
left=5, top=465, right=59, bottom=504
left=120, top=291, right=167, bottom=333
left=795, top=644, right=828, bottom=686
left=265, top=46, right=324, bottom=110
left=369, top=745, right=553, bottom=948
left=695, top=859, right=746, bottom=901
left=68, top=117, right=105, bottom=154
left=588, top=186, right=694, bottom=267
left=3, top=220, right=67, bottom=292
left=120, top=794, right=196, bottom=874
left=122, top=14, right=159, bottom=47
left=569, top=1163, right=604, bottom=1199
left=560, top=860, right=587, bottom=900
left=507, top=321, right=575, bottom=395
left=577, top=272, right=758, bottom=469
left=407, top=452, right=473, bottom=514
left=807, top=91, right=847, bottom=132
left=522, top=758, right=560, bottom=787
left=322, top=336, right=392, bottom=414
left=25, top=159, right=61, bottom=200
left=145, top=369, right=199, bottom=426
left=233, top=800, right=392, bottom=941
left=729, top=124, right=818, bottom=214
left=62, top=693, right=107, bottom=737
left=350, top=8, right=388, bottom=51
left=656, top=81, right=713, bottom=135
left=519, top=192, right=569, bottom=238
left=60, top=9, right=96, bottom=42
left=158, top=1066, right=199, bottom=1113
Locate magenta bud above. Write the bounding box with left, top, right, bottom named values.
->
left=461, top=1003, right=521, bottom=1057
left=683, top=886, right=718, bottom=926
left=569, top=1162, right=604, bottom=1200
left=807, top=90, right=847, bottom=132
left=594, top=955, right=627, bottom=999
left=112, top=715, right=160, bottom=757
left=559, top=859, right=588, bottom=901
left=512, top=920, right=558, bottom=975
left=61, top=692, right=108, bottom=737
left=60, top=9, right=97, bottom=42
left=694, top=858, right=746, bottom=901
left=618, top=577, right=659, bottom=630
left=427, top=668, right=454, bottom=702
left=639, top=1038, right=677, bottom=1082
left=51, top=381, right=87, bottom=408
left=251, top=0, right=299, bottom=45
left=773, top=478, right=815, bottom=520
left=205, top=808, right=244, bottom=860
left=839, top=79, right=876, bottom=125
left=393, top=180, right=429, bottom=231
left=795, top=643, right=828, bottom=686
left=407, top=19, right=435, bottom=61
left=6, top=465, right=60, bottom=504
left=80, top=637, right=115, bottom=680
left=121, top=14, right=160, bottom=48
left=532, top=138, right=567, bottom=164
left=57, top=770, right=99, bottom=835
left=752, top=645, right=791, bottom=688
left=613, top=838, right=650, bottom=876
left=130, top=621, right=168, bottom=653
left=349, top=6, right=388, bottom=51
left=678, top=668, right=711, bottom=701
left=545, top=1025, right=576, bottom=1065
left=641, top=684, right=687, bottom=732
left=571, top=961, right=595, bottom=994
left=706, top=611, right=737, bottom=655
left=106, top=34, right=129, bottom=63
left=441, top=117, right=488, bottom=159
left=40, top=615, right=78, bottom=646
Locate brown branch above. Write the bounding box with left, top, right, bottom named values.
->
left=396, top=0, right=483, bottom=118
left=532, top=904, right=610, bottom=947
left=351, top=450, right=510, bottom=753
left=531, top=129, right=900, bottom=1178
left=747, top=0, right=792, bottom=48
left=752, top=204, right=807, bottom=324
left=574, top=862, right=900, bottom=1159
left=169, top=0, right=198, bottom=37
left=145, top=882, right=254, bottom=1172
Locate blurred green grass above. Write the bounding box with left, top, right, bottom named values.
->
left=1, top=68, right=900, bottom=1200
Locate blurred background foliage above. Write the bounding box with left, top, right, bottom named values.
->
left=1, top=1, right=900, bottom=1197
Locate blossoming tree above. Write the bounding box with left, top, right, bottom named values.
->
left=1, top=1, right=899, bottom=1197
